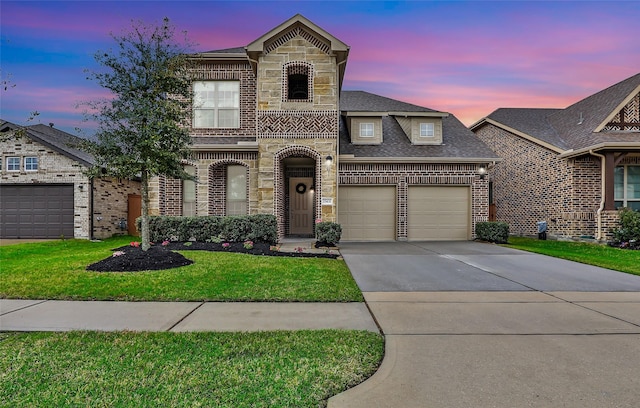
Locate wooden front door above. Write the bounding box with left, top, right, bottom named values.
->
left=128, top=194, right=142, bottom=236
left=289, top=177, right=313, bottom=235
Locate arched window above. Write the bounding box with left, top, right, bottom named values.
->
left=284, top=62, right=312, bottom=102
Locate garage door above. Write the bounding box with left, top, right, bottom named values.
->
left=408, top=186, right=470, bottom=241
left=338, top=186, right=395, bottom=241
left=0, top=185, right=74, bottom=239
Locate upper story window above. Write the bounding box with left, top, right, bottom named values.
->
left=24, top=157, right=38, bottom=171
left=284, top=62, right=313, bottom=102
left=360, top=123, right=374, bottom=137
left=615, top=165, right=640, bottom=211
left=193, top=81, right=240, bottom=129
left=420, top=123, right=435, bottom=137
left=7, top=157, right=20, bottom=172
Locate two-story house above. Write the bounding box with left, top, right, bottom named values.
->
left=149, top=14, right=499, bottom=241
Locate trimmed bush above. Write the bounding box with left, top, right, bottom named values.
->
left=138, top=215, right=278, bottom=244
left=316, top=221, right=342, bottom=245
left=612, top=208, right=640, bottom=246
left=475, top=221, right=509, bottom=244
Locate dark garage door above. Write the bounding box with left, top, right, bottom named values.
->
left=0, top=184, right=75, bottom=239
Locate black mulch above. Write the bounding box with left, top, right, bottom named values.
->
left=87, top=241, right=339, bottom=273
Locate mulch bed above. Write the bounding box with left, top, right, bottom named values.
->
left=87, top=241, right=339, bottom=273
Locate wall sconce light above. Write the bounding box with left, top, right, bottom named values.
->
left=309, top=185, right=315, bottom=193
left=78, top=184, right=84, bottom=191
left=478, top=165, right=487, bottom=180
left=325, top=155, right=333, bottom=166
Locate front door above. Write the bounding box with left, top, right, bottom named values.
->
left=289, top=177, right=313, bottom=235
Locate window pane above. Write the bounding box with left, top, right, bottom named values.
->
left=420, top=123, right=434, bottom=137
left=627, top=201, right=640, bottom=211
left=614, top=166, right=624, bottom=199
left=627, top=166, right=640, bottom=199
left=7, top=157, right=20, bottom=171
left=217, top=82, right=239, bottom=107
left=218, top=109, right=239, bottom=128
left=226, top=165, right=247, bottom=215
left=360, top=123, right=374, bottom=137
left=183, top=166, right=196, bottom=216
left=25, top=157, right=38, bottom=171
left=194, top=109, right=215, bottom=128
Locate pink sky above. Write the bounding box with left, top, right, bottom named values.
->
left=2, top=1, right=639, bottom=134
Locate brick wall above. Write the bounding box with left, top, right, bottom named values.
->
left=92, top=177, right=141, bottom=239
left=339, top=162, right=488, bottom=240
left=474, top=124, right=604, bottom=238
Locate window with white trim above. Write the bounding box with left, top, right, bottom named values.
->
left=420, top=123, right=435, bottom=137
left=24, top=157, right=38, bottom=171
left=7, top=157, right=20, bottom=172
left=193, top=81, right=240, bottom=128
left=226, top=165, right=247, bottom=215
left=183, top=165, right=196, bottom=216
left=615, top=165, right=640, bottom=211
left=360, top=123, right=374, bottom=137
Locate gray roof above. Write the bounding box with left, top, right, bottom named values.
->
left=1, top=120, right=95, bottom=166
left=202, top=46, right=246, bottom=54
left=478, top=73, right=640, bottom=152
left=339, top=91, right=499, bottom=160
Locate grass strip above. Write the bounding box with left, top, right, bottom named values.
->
left=0, top=237, right=363, bottom=301
left=0, top=330, right=384, bottom=408
left=505, top=236, right=640, bottom=276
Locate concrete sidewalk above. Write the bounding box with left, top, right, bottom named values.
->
left=0, top=299, right=378, bottom=332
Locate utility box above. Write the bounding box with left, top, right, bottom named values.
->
left=536, top=221, right=547, bottom=240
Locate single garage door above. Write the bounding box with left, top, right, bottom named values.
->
left=408, top=186, right=470, bottom=241
left=338, top=186, right=396, bottom=241
left=0, top=184, right=74, bottom=239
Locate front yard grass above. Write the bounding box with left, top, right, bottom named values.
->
left=0, top=237, right=363, bottom=301
left=0, top=330, right=384, bottom=408
left=505, top=236, right=640, bottom=276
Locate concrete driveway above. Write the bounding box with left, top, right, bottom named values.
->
left=329, top=241, right=640, bottom=408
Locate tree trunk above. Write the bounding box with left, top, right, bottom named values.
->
left=141, top=170, right=151, bottom=251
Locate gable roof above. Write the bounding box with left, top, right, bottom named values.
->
left=339, top=91, right=499, bottom=162
left=1, top=120, right=94, bottom=167
left=471, top=73, right=640, bottom=156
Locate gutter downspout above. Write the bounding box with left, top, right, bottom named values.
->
left=590, top=150, right=606, bottom=241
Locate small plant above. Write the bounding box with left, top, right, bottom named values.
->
left=222, top=242, right=231, bottom=250
left=475, top=222, right=509, bottom=244
left=316, top=222, right=342, bottom=245
left=295, top=247, right=304, bottom=253
left=130, top=241, right=140, bottom=248
left=611, top=208, right=640, bottom=249
left=209, top=235, right=223, bottom=244
left=112, top=251, right=125, bottom=257
left=269, top=245, right=280, bottom=252
left=183, top=242, right=193, bottom=247
left=243, top=240, right=254, bottom=250
left=161, top=240, right=170, bottom=246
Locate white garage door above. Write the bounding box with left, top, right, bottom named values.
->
left=408, top=186, right=470, bottom=241
left=338, top=186, right=396, bottom=241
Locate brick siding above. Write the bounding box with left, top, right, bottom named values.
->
left=92, top=177, right=141, bottom=239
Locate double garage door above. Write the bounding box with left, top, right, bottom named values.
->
left=338, top=185, right=470, bottom=241
left=0, top=185, right=75, bottom=239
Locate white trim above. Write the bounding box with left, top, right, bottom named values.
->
left=359, top=122, right=374, bottom=137
left=419, top=122, right=435, bottom=137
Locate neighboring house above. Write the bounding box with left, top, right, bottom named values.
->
left=470, top=73, right=640, bottom=241
left=149, top=14, right=499, bottom=241
left=0, top=121, right=141, bottom=239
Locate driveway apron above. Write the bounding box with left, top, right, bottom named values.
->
left=329, top=241, right=640, bottom=408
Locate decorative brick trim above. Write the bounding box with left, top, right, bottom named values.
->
left=258, top=110, right=338, bottom=138
left=264, top=25, right=331, bottom=55
left=282, top=61, right=314, bottom=103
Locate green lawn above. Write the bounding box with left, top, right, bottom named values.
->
left=0, top=330, right=384, bottom=408
left=0, top=237, right=363, bottom=301
left=505, top=236, right=640, bottom=276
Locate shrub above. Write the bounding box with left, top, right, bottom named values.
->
left=141, top=215, right=278, bottom=244
left=475, top=221, right=509, bottom=244
left=612, top=208, right=640, bottom=245
left=316, top=221, right=342, bottom=245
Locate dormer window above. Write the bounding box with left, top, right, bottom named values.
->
left=284, top=62, right=313, bottom=102
left=360, top=123, right=374, bottom=137
left=420, top=123, right=435, bottom=137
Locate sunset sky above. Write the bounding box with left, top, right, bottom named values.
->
left=2, top=0, right=639, bottom=136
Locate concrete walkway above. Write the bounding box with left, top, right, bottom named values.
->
left=328, top=241, right=640, bottom=408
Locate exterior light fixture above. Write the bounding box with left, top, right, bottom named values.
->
left=478, top=165, right=487, bottom=180
left=325, top=155, right=333, bottom=165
